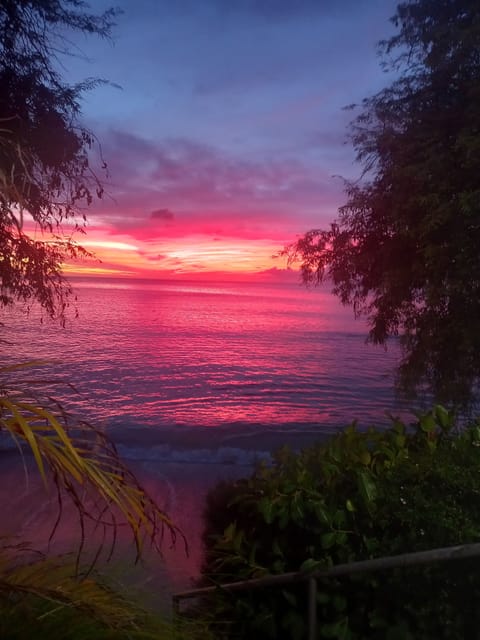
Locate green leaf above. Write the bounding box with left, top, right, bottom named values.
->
left=434, top=405, right=451, bottom=430
left=336, top=532, right=348, bottom=546
left=394, top=434, right=406, bottom=448
left=357, top=470, right=377, bottom=506
left=300, top=558, right=324, bottom=573
left=360, top=450, right=371, bottom=466
left=419, top=413, right=436, bottom=433
left=232, top=529, right=244, bottom=552
left=321, top=532, right=337, bottom=549
left=258, top=497, right=274, bottom=524
left=333, top=509, right=347, bottom=527
left=389, top=417, right=406, bottom=434
left=223, top=522, right=236, bottom=542
left=313, top=502, right=330, bottom=524
left=291, top=500, right=304, bottom=523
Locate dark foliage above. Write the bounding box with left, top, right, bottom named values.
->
left=201, top=408, right=480, bottom=639
left=0, top=1, right=117, bottom=320
left=286, top=0, right=480, bottom=404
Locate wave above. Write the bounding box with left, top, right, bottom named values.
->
left=116, top=442, right=271, bottom=466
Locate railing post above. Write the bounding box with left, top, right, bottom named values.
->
left=173, top=542, right=480, bottom=634
left=307, top=577, right=317, bottom=640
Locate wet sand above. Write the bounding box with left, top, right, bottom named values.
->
left=0, top=451, right=251, bottom=608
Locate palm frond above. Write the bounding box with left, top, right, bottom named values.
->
left=0, top=364, right=186, bottom=565
left=0, top=543, right=212, bottom=639
left=1, top=550, right=137, bottom=628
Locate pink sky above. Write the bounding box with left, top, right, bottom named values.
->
left=52, top=0, right=397, bottom=280
left=63, top=132, right=345, bottom=278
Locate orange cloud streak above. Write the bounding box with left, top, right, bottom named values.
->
left=64, top=227, right=286, bottom=279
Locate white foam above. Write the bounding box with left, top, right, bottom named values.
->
left=115, top=443, right=271, bottom=466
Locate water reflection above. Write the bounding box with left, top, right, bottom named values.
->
left=1, top=279, right=405, bottom=433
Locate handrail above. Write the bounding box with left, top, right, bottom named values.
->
left=173, top=541, right=480, bottom=639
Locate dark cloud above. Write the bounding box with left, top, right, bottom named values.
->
left=151, top=208, right=174, bottom=221
left=90, top=129, right=342, bottom=242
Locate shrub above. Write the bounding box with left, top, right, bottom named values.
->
left=200, top=407, right=480, bottom=639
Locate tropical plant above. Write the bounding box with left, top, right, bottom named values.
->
left=0, top=362, right=181, bottom=563
left=285, top=0, right=480, bottom=405
left=0, top=542, right=210, bottom=640
left=0, top=0, right=117, bottom=321
left=201, top=408, right=480, bottom=639
left=0, top=360, right=188, bottom=634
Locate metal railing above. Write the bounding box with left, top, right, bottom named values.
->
left=173, top=542, right=480, bottom=640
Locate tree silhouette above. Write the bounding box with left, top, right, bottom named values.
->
left=0, top=0, right=116, bottom=320
left=287, top=0, right=480, bottom=405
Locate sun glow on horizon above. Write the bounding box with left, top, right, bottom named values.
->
left=22, top=205, right=297, bottom=280
left=61, top=225, right=289, bottom=279
left=80, top=239, right=140, bottom=252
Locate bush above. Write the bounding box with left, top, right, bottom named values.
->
left=200, top=408, right=480, bottom=639
left=0, top=591, right=212, bottom=640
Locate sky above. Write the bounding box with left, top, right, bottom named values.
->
left=58, top=0, right=399, bottom=279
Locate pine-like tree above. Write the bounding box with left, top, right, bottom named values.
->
left=288, top=0, right=480, bottom=404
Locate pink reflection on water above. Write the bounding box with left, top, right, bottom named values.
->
left=1, top=279, right=402, bottom=431
left=0, top=280, right=405, bottom=605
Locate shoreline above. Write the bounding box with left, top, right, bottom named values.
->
left=0, top=451, right=252, bottom=604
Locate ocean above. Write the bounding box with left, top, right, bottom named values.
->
left=0, top=277, right=413, bottom=594
left=3, top=278, right=409, bottom=451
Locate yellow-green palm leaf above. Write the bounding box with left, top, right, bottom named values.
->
left=0, top=363, right=185, bottom=564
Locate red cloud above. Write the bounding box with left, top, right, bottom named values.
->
left=150, top=208, right=174, bottom=221
left=87, top=130, right=342, bottom=245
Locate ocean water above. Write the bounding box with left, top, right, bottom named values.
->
left=0, top=277, right=412, bottom=591
left=2, top=277, right=408, bottom=462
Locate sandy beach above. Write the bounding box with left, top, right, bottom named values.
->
left=0, top=451, right=251, bottom=609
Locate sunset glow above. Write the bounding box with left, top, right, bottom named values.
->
left=63, top=228, right=288, bottom=279
left=1, top=0, right=432, bottom=604
left=56, top=0, right=397, bottom=281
